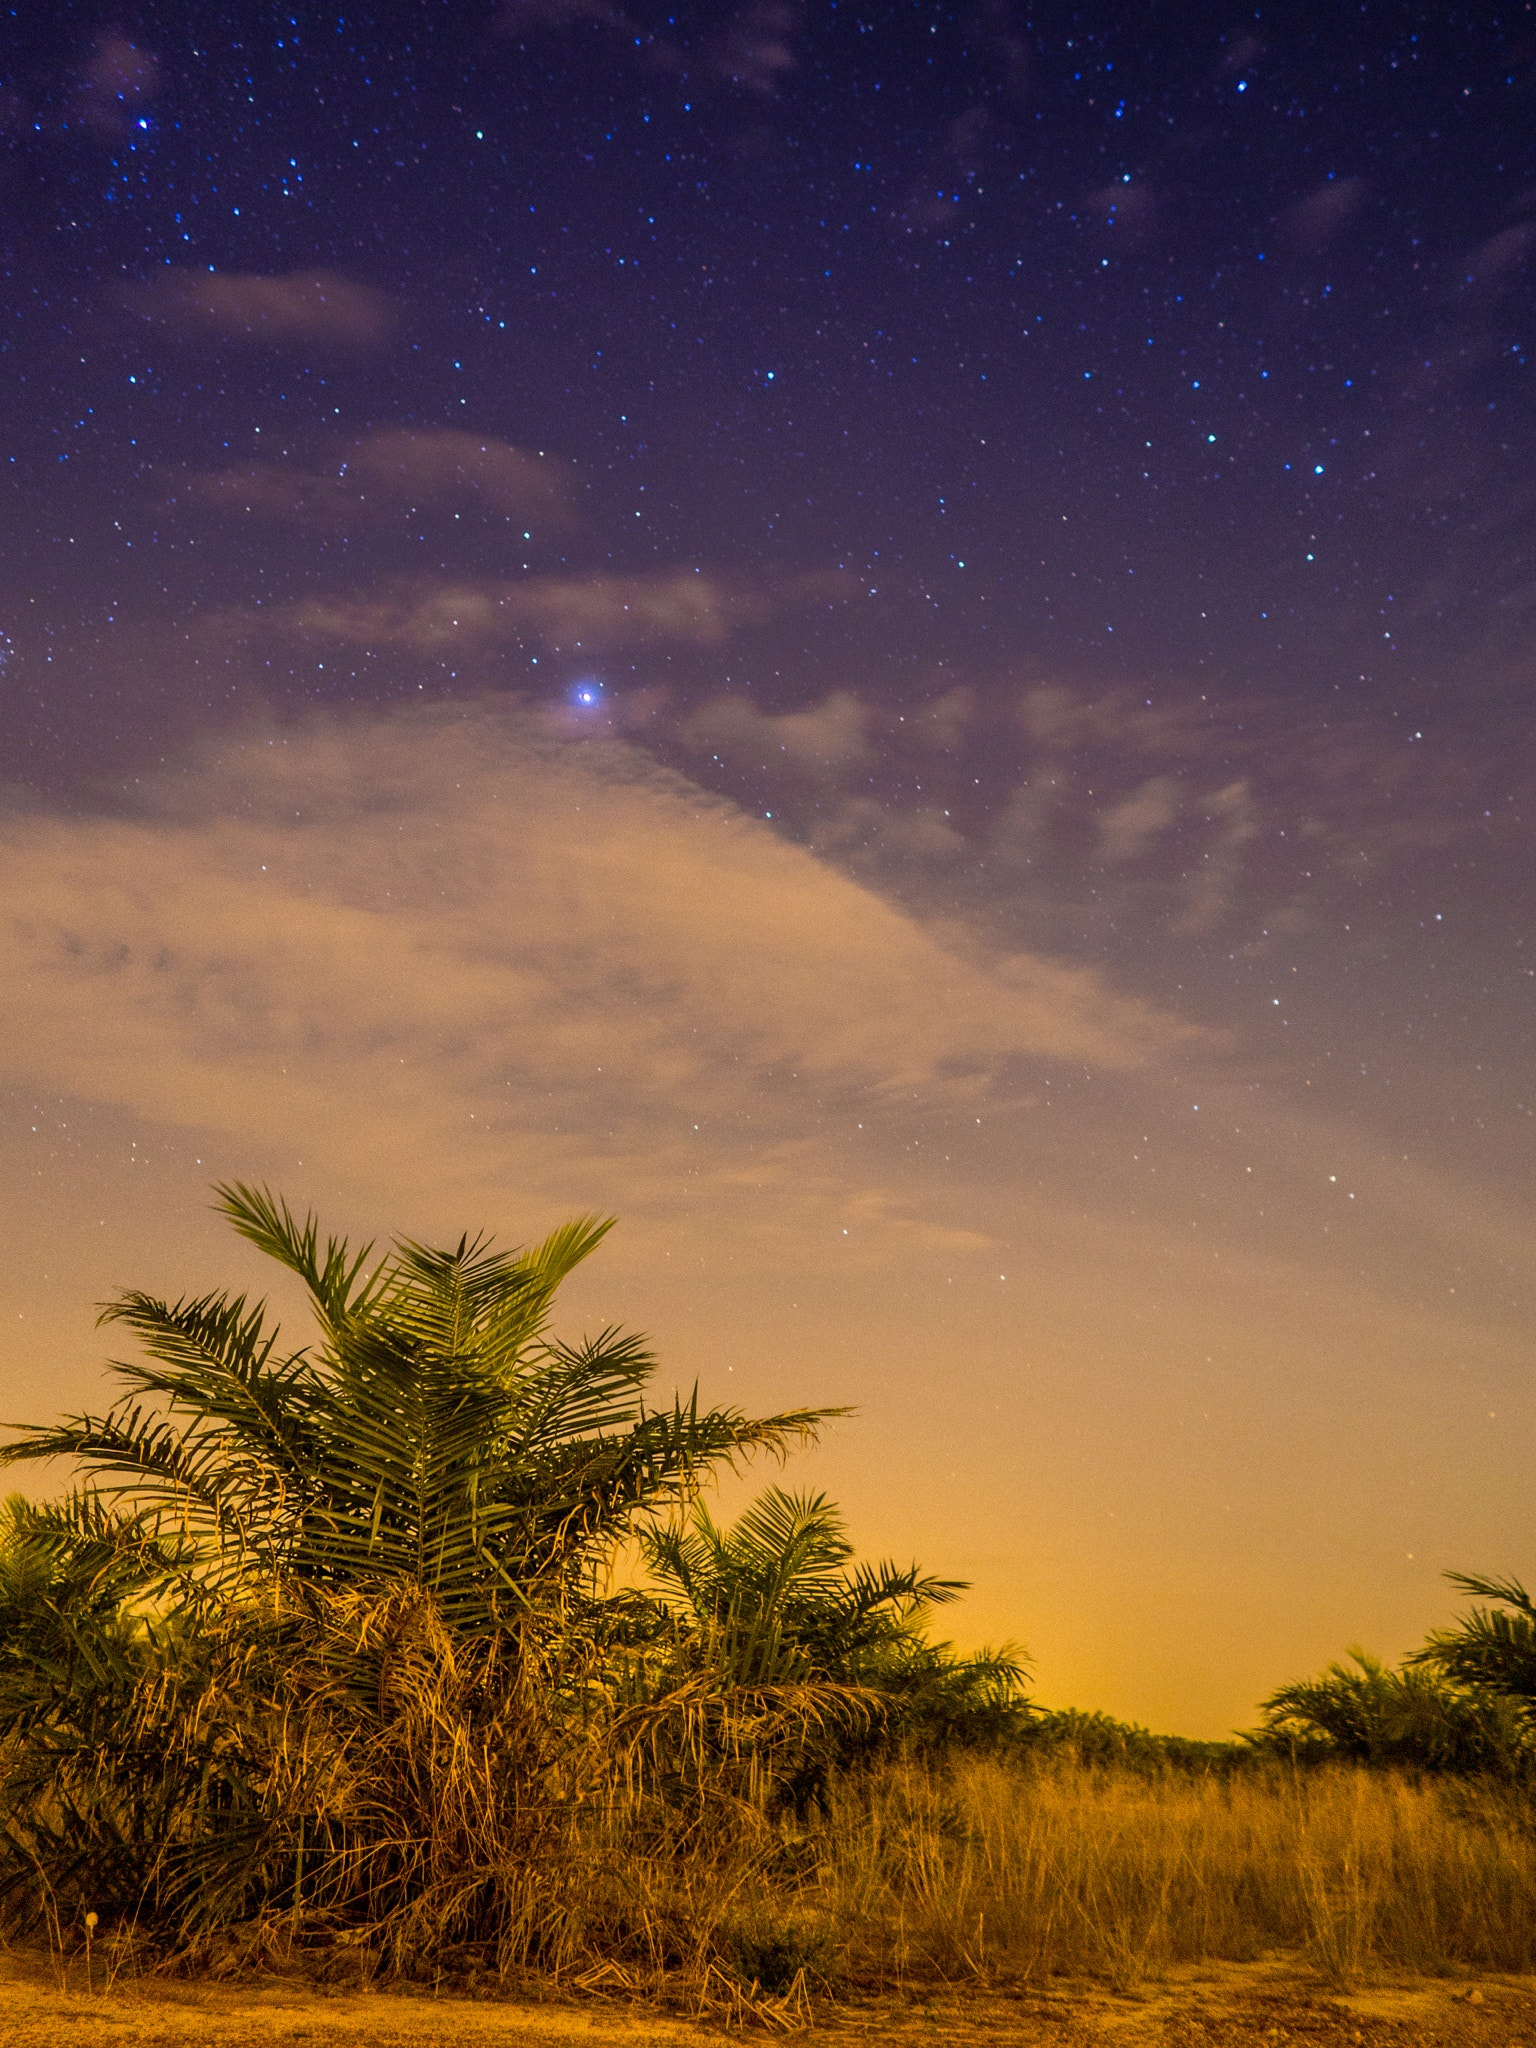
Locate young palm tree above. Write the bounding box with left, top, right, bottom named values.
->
left=2, top=1184, right=832, bottom=1630
left=641, top=1486, right=964, bottom=1687
left=1410, top=1573, right=1536, bottom=1725
left=0, top=1187, right=841, bottom=1942
left=1258, top=1646, right=1529, bottom=1775
left=639, top=1488, right=1030, bottom=1793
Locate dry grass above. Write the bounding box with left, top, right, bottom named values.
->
left=685, top=1756, right=1536, bottom=1997
left=10, top=1755, right=1536, bottom=2039
left=11, top=1582, right=1536, bottom=2010
left=22, top=1746, right=1536, bottom=2005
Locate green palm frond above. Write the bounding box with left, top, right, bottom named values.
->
left=214, top=1181, right=386, bottom=1330
left=1410, top=1574, right=1536, bottom=1715
left=726, top=1489, right=856, bottom=1601
left=501, top=1330, right=656, bottom=1451
left=839, top=1559, right=965, bottom=1626
left=642, top=1485, right=967, bottom=1689
left=374, top=1216, right=614, bottom=1387
left=1444, top=1570, right=1536, bottom=1618
left=4, top=1188, right=837, bottom=1633
left=99, top=1290, right=322, bottom=1471
left=5, top=1400, right=277, bottom=1534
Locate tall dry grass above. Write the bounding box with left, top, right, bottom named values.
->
left=16, top=1694, right=1536, bottom=2003
left=10, top=1573, right=1535, bottom=2002
left=632, top=1756, right=1536, bottom=1997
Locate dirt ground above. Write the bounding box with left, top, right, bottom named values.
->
left=0, top=1948, right=1531, bottom=2047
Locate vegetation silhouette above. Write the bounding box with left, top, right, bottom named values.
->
left=0, top=1187, right=1014, bottom=1988
left=2, top=1185, right=1535, bottom=2005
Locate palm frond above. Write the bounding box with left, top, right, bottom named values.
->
left=384, top=1215, right=615, bottom=1377
left=214, top=1182, right=385, bottom=1331
left=1443, top=1570, right=1536, bottom=1618
left=97, top=1290, right=321, bottom=1476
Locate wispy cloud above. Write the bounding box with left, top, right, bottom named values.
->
left=276, top=569, right=839, bottom=654
left=1278, top=176, right=1366, bottom=253
left=287, top=572, right=738, bottom=651
left=124, top=269, right=395, bottom=350
left=495, top=0, right=804, bottom=98
left=0, top=706, right=1193, bottom=1211
left=74, top=32, right=159, bottom=137
left=177, top=430, right=573, bottom=531
left=648, top=676, right=1502, bottom=951
left=682, top=688, right=871, bottom=773
left=710, top=3, right=801, bottom=94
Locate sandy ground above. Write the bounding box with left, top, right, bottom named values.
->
left=0, top=1949, right=1532, bottom=2046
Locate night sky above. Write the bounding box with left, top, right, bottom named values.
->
left=1, top=2, right=1532, bottom=1734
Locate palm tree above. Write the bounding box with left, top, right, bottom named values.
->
left=639, top=1488, right=1029, bottom=1794
left=0, top=1187, right=841, bottom=1941
left=1410, top=1573, right=1536, bottom=1725
left=1258, top=1646, right=1529, bottom=1775
left=641, top=1487, right=964, bottom=1687
left=1, top=1184, right=832, bottom=1630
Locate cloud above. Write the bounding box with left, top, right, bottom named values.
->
left=634, top=676, right=1502, bottom=958
left=1461, top=223, right=1534, bottom=299
left=817, top=797, right=967, bottom=863
left=1084, top=180, right=1156, bottom=242
left=676, top=684, right=974, bottom=780
left=965, top=0, right=1030, bottom=97
left=75, top=32, right=159, bottom=136
left=349, top=430, right=572, bottom=518
left=124, top=269, right=395, bottom=350
left=1095, top=776, right=1184, bottom=865
left=915, top=687, right=976, bottom=751
left=894, top=107, right=1011, bottom=233
left=682, top=689, right=871, bottom=773
left=179, top=464, right=343, bottom=525
left=496, top=0, right=801, bottom=99
left=0, top=707, right=1194, bottom=1217
left=710, top=3, right=801, bottom=94
left=1279, top=177, right=1365, bottom=253
left=279, top=569, right=837, bottom=653
left=179, top=430, right=573, bottom=530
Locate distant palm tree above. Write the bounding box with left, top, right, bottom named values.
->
left=1, top=1184, right=832, bottom=1631
left=1258, top=1646, right=1528, bottom=1775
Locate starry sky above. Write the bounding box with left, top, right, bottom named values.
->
left=1, top=2, right=1532, bottom=1734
